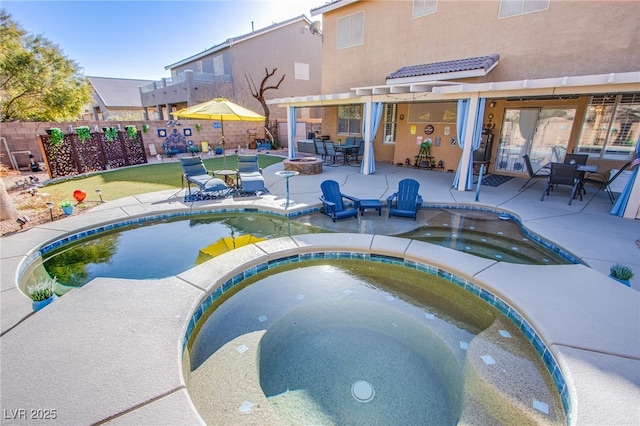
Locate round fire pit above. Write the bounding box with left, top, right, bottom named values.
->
left=283, top=157, right=323, bottom=175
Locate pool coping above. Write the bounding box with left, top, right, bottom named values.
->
left=1, top=185, right=639, bottom=425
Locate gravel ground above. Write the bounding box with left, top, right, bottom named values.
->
left=1, top=169, right=92, bottom=237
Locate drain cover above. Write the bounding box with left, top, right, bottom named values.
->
left=351, top=380, right=375, bottom=403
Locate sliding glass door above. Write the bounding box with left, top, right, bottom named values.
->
left=495, top=107, right=576, bottom=174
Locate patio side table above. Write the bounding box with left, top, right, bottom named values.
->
left=359, top=199, right=383, bottom=216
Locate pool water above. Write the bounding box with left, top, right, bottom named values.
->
left=395, top=209, right=570, bottom=265
left=31, top=208, right=573, bottom=290
left=39, top=214, right=322, bottom=287
left=186, top=261, right=565, bottom=425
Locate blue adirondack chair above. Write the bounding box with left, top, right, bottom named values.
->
left=319, top=180, right=360, bottom=222
left=387, top=178, right=423, bottom=220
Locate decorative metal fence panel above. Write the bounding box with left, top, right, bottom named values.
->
left=39, top=131, right=147, bottom=179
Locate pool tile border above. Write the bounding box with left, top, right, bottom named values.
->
left=183, top=251, right=571, bottom=422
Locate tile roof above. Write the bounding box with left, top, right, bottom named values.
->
left=387, top=54, right=499, bottom=80
left=88, top=76, right=154, bottom=108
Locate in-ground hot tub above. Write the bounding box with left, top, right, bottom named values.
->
left=283, top=157, right=323, bottom=175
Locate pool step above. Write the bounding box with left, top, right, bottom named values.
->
left=458, top=317, right=565, bottom=425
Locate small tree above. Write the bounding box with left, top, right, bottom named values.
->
left=245, top=68, right=285, bottom=142
left=0, top=10, right=92, bottom=122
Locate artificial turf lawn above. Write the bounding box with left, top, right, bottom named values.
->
left=42, top=155, right=283, bottom=202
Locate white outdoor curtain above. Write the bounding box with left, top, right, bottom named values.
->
left=360, top=102, right=384, bottom=174
left=287, top=106, right=297, bottom=158
left=453, top=98, right=486, bottom=189
left=518, top=109, right=539, bottom=157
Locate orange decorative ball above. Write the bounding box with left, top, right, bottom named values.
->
left=73, top=190, right=86, bottom=202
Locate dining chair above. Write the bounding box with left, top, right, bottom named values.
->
left=314, top=139, right=327, bottom=161
left=541, top=163, right=581, bottom=205
left=324, top=141, right=344, bottom=165
left=582, top=160, right=633, bottom=203
left=519, top=154, right=550, bottom=191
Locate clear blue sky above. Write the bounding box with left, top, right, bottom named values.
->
left=3, top=0, right=323, bottom=81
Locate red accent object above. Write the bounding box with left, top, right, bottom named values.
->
left=73, top=190, right=86, bottom=202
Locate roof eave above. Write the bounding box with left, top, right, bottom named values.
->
left=386, top=61, right=499, bottom=85
left=311, top=0, right=359, bottom=16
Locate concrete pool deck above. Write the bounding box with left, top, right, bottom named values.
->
left=1, top=159, right=639, bottom=425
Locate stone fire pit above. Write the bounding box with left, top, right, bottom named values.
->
left=283, top=157, right=323, bottom=175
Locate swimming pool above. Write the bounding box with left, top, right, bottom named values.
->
left=23, top=207, right=577, bottom=292
left=185, top=260, right=566, bottom=425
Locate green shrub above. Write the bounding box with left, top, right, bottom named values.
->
left=610, top=264, right=634, bottom=281
left=27, top=277, right=58, bottom=301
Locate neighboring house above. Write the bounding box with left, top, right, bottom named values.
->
left=139, top=15, right=323, bottom=128
left=86, top=76, right=156, bottom=121
left=270, top=0, right=640, bottom=188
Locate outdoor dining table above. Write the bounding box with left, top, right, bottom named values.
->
left=334, top=144, right=359, bottom=166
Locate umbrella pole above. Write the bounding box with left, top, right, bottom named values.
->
left=221, top=118, right=227, bottom=169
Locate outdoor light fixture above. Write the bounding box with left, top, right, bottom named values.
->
left=95, top=188, right=103, bottom=203
left=489, top=101, right=497, bottom=108
left=16, top=216, right=29, bottom=228
left=166, top=120, right=181, bottom=127
left=46, top=201, right=55, bottom=220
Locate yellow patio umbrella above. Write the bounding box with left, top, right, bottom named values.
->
left=172, top=97, right=265, bottom=168
left=196, top=234, right=266, bottom=265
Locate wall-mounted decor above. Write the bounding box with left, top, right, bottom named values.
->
left=213, top=122, right=222, bottom=129
left=435, top=137, right=441, bottom=147
left=444, top=126, right=451, bottom=136
left=184, top=128, right=192, bottom=136
left=158, top=129, right=167, bottom=137
left=450, top=138, right=457, bottom=146
left=424, top=124, right=434, bottom=135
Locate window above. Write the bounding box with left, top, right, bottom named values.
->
left=294, top=62, right=309, bottom=80
left=499, top=0, right=549, bottom=19
left=337, top=11, right=365, bottom=50
left=577, top=94, right=640, bottom=160
left=383, top=104, right=398, bottom=143
left=413, top=0, right=437, bottom=18
left=213, top=55, right=224, bottom=76
left=338, top=105, right=362, bottom=134
left=196, top=60, right=203, bottom=74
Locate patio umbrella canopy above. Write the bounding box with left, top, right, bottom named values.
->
left=173, top=97, right=265, bottom=167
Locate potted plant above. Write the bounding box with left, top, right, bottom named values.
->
left=142, top=123, right=149, bottom=134
left=59, top=200, right=74, bottom=215
left=195, top=123, right=201, bottom=132
left=104, top=127, right=118, bottom=142
left=27, top=276, right=59, bottom=311
left=49, top=127, right=64, bottom=146
left=609, top=264, right=634, bottom=286
left=125, top=125, right=138, bottom=139
left=76, top=126, right=92, bottom=143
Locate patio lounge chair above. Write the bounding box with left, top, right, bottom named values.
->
left=319, top=180, right=360, bottom=222
left=180, top=156, right=230, bottom=197
left=541, top=163, right=580, bottom=205
left=236, top=154, right=268, bottom=195
left=582, top=160, right=633, bottom=203
left=519, top=154, right=550, bottom=191
left=387, top=178, right=423, bottom=220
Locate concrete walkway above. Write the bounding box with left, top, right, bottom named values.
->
left=1, top=159, right=639, bottom=425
